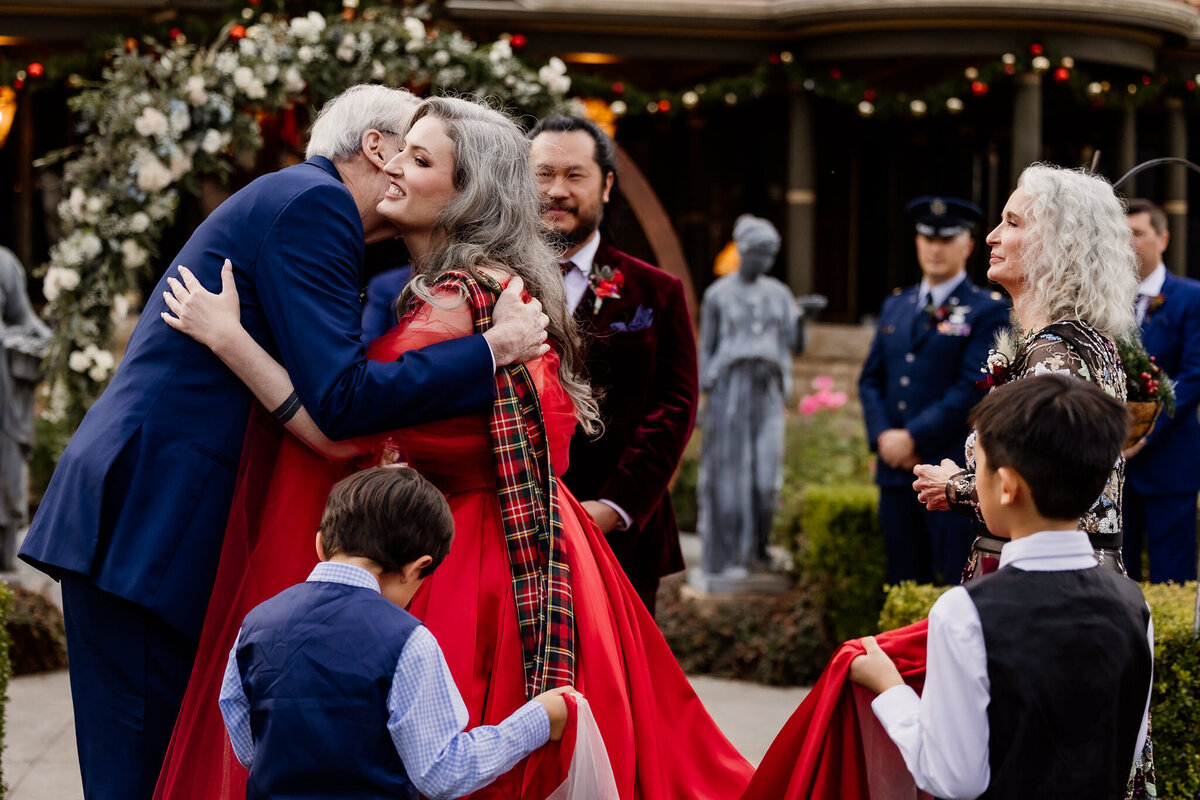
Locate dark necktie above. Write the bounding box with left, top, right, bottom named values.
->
left=912, top=291, right=933, bottom=338
left=560, top=261, right=575, bottom=278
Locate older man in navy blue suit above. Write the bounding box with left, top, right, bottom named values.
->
left=19, top=85, right=547, bottom=800
left=1123, top=199, right=1200, bottom=583
left=860, top=197, right=1009, bottom=584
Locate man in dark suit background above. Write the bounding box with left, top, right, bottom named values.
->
left=19, top=85, right=548, bottom=800
left=528, top=115, right=699, bottom=616
left=1123, top=198, right=1200, bottom=583
left=859, top=197, right=1009, bottom=584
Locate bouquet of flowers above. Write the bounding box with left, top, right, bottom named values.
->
left=1117, top=336, right=1175, bottom=448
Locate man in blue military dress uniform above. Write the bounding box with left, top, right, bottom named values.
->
left=859, top=196, right=1009, bottom=583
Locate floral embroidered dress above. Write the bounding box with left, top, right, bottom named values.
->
left=948, top=319, right=1126, bottom=571
left=948, top=319, right=1156, bottom=799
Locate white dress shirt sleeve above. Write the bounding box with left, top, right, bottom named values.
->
left=871, top=587, right=992, bottom=799
left=388, top=626, right=550, bottom=800
left=217, top=629, right=256, bottom=769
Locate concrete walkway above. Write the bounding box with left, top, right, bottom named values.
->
left=3, top=669, right=807, bottom=799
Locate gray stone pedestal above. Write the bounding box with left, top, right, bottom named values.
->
left=685, top=567, right=791, bottom=597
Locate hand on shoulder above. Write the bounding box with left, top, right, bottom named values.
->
left=483, top=276, right=550, bottom=366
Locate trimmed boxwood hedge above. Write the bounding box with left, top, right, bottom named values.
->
left=881, top=580, right=1200, bottom=799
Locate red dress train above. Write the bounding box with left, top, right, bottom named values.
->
left=154, top=293, right=752, bottom=800
left=739, top=621, right=932, bottom=800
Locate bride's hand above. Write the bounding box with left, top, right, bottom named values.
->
left=161, top=259, right=244, bottom=354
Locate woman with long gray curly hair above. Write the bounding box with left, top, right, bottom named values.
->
left=912, top=163, right=1152, bottom=796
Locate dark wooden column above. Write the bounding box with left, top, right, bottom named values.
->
left=1165, top=97, right=1187, bottom=276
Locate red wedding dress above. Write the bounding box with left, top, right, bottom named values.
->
left=154, top=287, right=753, bottom=800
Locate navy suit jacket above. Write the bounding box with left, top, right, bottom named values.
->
left=21, top=157, right=493, bottom=638
left=561, top=241, right=699, bottom=582
left=1127, top=271, right=1200, bottom=495
left=859, top=276, right=1009, bottom=488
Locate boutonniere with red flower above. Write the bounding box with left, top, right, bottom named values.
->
left=976, top=330, right=1018, bottom=391
left=1146, top=293, right=1166, bottom=321
left=589, top=265, right=624, bottom=315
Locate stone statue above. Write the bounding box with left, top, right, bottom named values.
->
left=1, top=246, right=50, bottom=570
left=695, top=215, right=797, bottom=584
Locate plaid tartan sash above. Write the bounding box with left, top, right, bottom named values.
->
left=430, top=270, right=576, bottom=697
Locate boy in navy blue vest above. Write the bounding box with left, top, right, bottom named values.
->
left=219, top=467, right=572, bottom=800
left=850, top=375, right=1153, bottom=799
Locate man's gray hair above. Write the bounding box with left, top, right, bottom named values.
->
left=305, top=84, right=421, bottom=162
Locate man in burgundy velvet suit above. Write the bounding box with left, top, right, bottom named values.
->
left=529, top=116, right=699, bottom=615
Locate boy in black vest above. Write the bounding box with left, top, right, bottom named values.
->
left=219, top=467, right=572, bottom=800
left=850, top=374, right=1153, bottom=799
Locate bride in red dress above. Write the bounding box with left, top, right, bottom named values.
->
left=154, top=96, right=752, bottom=800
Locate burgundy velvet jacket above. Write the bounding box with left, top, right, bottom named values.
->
left=562, top=240, right=700, bottom=583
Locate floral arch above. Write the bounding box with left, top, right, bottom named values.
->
left=37, top=7, right=575, bottom=431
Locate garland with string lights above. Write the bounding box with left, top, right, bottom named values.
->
left=569, top=42, right=1182, bottom=121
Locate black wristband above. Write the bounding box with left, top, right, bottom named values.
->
left=270, top=391, right=302, bottom=425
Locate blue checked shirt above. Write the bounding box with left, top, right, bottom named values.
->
left=219, top=561, right=550, bottom=800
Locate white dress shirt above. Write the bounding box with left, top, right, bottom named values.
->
left=870, top=530, right=1153, bottom=800
left=219, top=562, right=549, bottom=800
left=559, top=229, right=631, bottom=530
left=1135, top=263, right=1167, bottom=325
left=561, top=230, right=602, bottom=315
left=917, top=272, right=968, bottom=310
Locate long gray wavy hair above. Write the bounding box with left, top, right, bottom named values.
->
left=397, top=96, right=599, bottom=434
left=1014, top=164, right=1139, bottom=341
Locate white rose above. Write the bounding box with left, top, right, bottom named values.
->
left=298, top=46, right=315, bottom=64
left=233, top=66, right=254, bottom=90
left=79, top=233, right=102, bottom=260
left=186, top=75, right=208, bottom=106
left=130, top=211, right=152, bottom=233
left=135, top=152, right=173, bottom=193
left=433, top=50, right=450, bottom=66
left=551, top=75, right=571, bottom=94
left=215, top=52, right=239, bottom=76
left=201, top=128, right=224, bottom=154
left=307, top=11, right=325, bottom=30
left=490, top=40, right=512, bottom=62
left=88, top=363, right=111, bottom=383
left=67, top=187, right=87, bottom=219
left=169, top=104, right=191, bottom=135
left=86, top=196, right=105, bottom=215
left=261, top=64, right=279, bottom=84
left=371, top=60, right=386, bottom=80
left=92, top=348, right=115, bottom=371
left=403, top=17, right=426, bottom=43
left=111, top=293, right=131, bottom=322
left=121, top=239, right=148, bottom=269
left=245, top=80, right=267, bottom=101
left=134, top=107, right=170, bottom=137
left=283, top=66, right=306, bottom=94
left=68, top=350, right=91, bottom=373
left=336, top=35, right=356, bottom=62
left=42, top=270, right=60, bottom=301
left=57, top=266, right=81, bottom=290
left=238, top=38, right=257, bottom=57
left=168, top=151, right=192, bottom=180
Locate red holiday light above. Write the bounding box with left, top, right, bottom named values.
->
left=971, top=80, right=989, bottom=95
left=13, top=78, right=23, bottom=90
left=169, top=27, right=183, bottom=40
left=1188, top=81, right=1197, bottom=91
left=611, top=81, right=625, bottom=94
left=510, top=33, right=527, bottom=48
left=1030, top=43, right=1043, bottom=55
left=125, top=37, right=138, bottom=53
left=230, top=24, right=247, bottom=39
left=27, top=62, right=44, bottom=78
left=657, top=99, right=671, bottom=112
left=1004, top=64, right=1016, bottom=75
left=830, top=68, right=842, bottom=79
left=1142, top=74, right=1152, bottom=85
left=1054, top=68, right=1070, bottom=82
left=863, top=89, right=876, bottom=101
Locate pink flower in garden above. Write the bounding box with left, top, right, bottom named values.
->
left=811, top=375, right=835, bottom=391
left=820, top=391, right=848, bottom=410
left=799, top=395, right=822, bottom=416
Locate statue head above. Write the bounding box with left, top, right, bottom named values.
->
left=733, top=214, right=781, bottom=281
